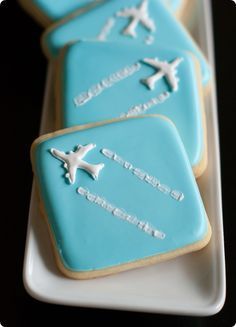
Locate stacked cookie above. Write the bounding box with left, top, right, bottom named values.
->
left=20, top=0, right=212, bottom=279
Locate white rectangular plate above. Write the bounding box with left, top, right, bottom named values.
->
left=23, top=0, right=226, bottom=316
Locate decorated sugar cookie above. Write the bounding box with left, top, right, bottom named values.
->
left=42, top=0, right=210, bottom=86
left=56, top=41, right=207, bottom=177
left=31, top=116, right=211, bottom=279
left=18, top=0, right=105, bottom=27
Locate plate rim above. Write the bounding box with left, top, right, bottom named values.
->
left=23, top=0, right=226, bottom=316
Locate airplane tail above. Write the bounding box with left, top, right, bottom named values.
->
left=140, top=78, right=153, bottom=90
left=123, top=26, right=137, bottom=38
left=91, top=163, right=105, bottom=180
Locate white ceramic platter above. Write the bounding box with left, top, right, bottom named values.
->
left=23, top=0, right=226, bottom=316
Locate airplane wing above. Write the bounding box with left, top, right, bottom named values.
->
left=152, top=71, right=165, bottom=81
left=172, top=57, right=184, bottom=69
left=51, top=148, right=67, bottom=162
left=67, top=164, right=77, bottom=184
left=166, top=73, right=179, bottom=92
left=142, top=71, right=164, bottom=90
left=142, top=17, right=155, bottom=31
left=140, top=0, right=148, bottom=12
left=143, top=58, right=160, bottom=67
left=76, top=144, right=95, bottom=159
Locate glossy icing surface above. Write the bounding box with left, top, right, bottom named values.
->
left=43, top=0, right=210, bottom=85
left=29, top=0, right=102, bottom=21
left=59, top=41, right=204, bottom=167
left=163, top=0, right=183, bottom=13
left=32, top=117, right=208, bottom=272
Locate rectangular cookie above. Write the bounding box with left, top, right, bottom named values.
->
left=56, top=41, right=207, bottom=177
left=31, top=116, right=211, bottom=279
left=42, top=0, right=211, bottom=86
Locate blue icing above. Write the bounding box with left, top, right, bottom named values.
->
left=33, top=117, right=208, bottom=272
left=163, top=0, right=183, bottom=12
left=59, top=41, right=204, bottom=168
left=42, top=0, right=210, bottom=85
left=29, top=0, right=101, bottom=21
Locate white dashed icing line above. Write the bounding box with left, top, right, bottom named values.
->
left=77, top=187, right=165, bottom=239
left=74, top=62, right=141, bottom=107
left=97, top=17, right=116, bottom=41
left=101, top=149, right=184, bottom=202
left=120, top=91, right=170, bottom=117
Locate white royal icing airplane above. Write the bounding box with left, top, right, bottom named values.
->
left=51, top=143, right=104, bottom=184
left=117, top=0, right=155, bottom=38
left=141, top=57, right=183, bottom=91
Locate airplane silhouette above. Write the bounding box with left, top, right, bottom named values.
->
left=50, top=143, right=104, bottom=184
left=117, top=0, right=155, bottom=38
left=141, top=57, right=183, bottom=91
